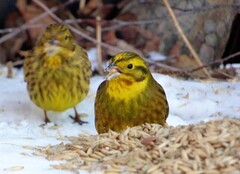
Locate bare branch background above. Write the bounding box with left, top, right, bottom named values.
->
left=0, top=0, right=239, bottom=79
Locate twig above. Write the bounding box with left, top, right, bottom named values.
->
left=6, top=61, right=13, bottom=78
left=0, top=23, right=51, bottom=34
left=96, top=16, right=104, bottom=75
left=0, top=18, right=162, bottom=35
left=8, top=0, right=179, bottom=72
left=143, top=58, right=182, bottom=71
left=0, top=1, right=239, bottom=41
left=216, top=70, right=235, bottom=79
left=1, top=3, right=238, bottom=34
left=12, top=60, right=24, bottom=67
left=32, top=0, right=122, bottom=53
left=79, top=0, right=86, bottom=10
left=32, top=0, right=62, bottom=23
left=0, top=0, right=78, bottom=44
left=162, top=0, right=211, bottom=78
left=190, top=51, right=240, bottom=73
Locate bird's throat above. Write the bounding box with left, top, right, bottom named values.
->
left=43, top=55, right=62, bottom=69
left=106, top=77, right=147, bottom=101
left=43, top=44, right=63, bottom=69
left=44, top=43, right=61, bottom=56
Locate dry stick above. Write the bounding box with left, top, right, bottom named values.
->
left=1, top=3, right=238, bottom=35
left=0, top=2, right=238, bottom=42
left=2, top=0, right=181, bottom=72
left=32, top=0, right=62, bottom=23
left=32, top=0, right=122, bottom=53
left=12, top=52, right=180, bottom=72
left=12, top=60, right=24, bottom=67
left=32, top=0, right=179, bottom=71
left=0, top=23, right=54, bottom=34
left=96, top=16, right=104, bottom=75
left=162, top=0, right=211, bottom=78
left=6, top=61, right=13, bottom=78
left=190, top=51, right=240, bottom=73
left=144, top=58, right=181, bottom=71
left=14, top=51, right=239, bottom=73
left=217, top=70, right=235, bottom=79
left=0, top=0, right=77, bottom=44
left=79, top=0, right=86, bottom=10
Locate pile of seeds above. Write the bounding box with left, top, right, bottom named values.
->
left=34, top=118, right=240, bottom=173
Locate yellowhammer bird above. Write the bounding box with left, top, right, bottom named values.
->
left=95, top=52, right=169, bottom=133
left=24, top=23, right=92, bottom=124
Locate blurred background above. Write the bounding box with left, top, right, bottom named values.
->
left=0, top=0, right=239, bottom=79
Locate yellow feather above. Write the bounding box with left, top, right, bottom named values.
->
left=95, top=52, right=169, bottom=133
left=24, top=23, right=92, bottom=124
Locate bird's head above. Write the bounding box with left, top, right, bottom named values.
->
left=37, top=23, right=75, bottom=51
left=106, top=52, right=150, bottom=82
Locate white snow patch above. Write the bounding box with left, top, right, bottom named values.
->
left=0, top=55, right=240, bottom=173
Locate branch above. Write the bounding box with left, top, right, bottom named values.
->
left=0, top=0, right=78, bottom=44
left=190, top=52, right=240, bottom=73
left=32, top=0, right=122, bottom=53
left=143, top=58, right=182, bottom=71
left=1, top=3, right=238, bottom=35
left=96, top=16, right=104, bottom=74
left=162, top=0, right=211, bottom=78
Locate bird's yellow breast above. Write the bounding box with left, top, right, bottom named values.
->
left=42, top=44, right=71, bottom=69
left=31, top=79, right=85, bottom=112
left=36, top=84, right=81, bottom=111
left=43, top=55, right=62, bottom=69
left=106, top=76, right=148, bottom=101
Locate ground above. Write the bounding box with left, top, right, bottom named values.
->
left=0, top=50, right=239, bottom=173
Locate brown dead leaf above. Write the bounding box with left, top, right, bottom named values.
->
left=169, top=40, right=180, bottom=56
left=99, top=4, right=117, bottom=19
left=16, top=0, right=56, bottom=41
left=115, top=25, right=160, bottom=54
left=103, top=31, right=117, bottom=45
left=112, top=39, right=142, bottom=56
left=211, top=68, right=236, bottom=79
left=167, top=55, right=207, bottom=78
left=81, top=0, right=129, bottom=19
left=3, top=10, right=28, bottom=62
left=0, top=46, right=7, bottom=64
left=115, top=12, right=160, bottom=54
left=137, top=26, right=161, bottom=53
left=81, top=0, right=102, bottom=16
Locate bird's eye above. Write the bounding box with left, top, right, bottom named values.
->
left=64, top=36, right=70, bottom=40
left=127, top=64, right=133, bottom=69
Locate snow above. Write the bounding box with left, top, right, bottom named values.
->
left=147, top=51, right=166, bottom=61
left=0, top=51, right=240, bottom=173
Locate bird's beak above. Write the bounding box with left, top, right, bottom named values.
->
left=105, top=63, right=121, bottom=80
left=48, top=38, right=59, bottom=46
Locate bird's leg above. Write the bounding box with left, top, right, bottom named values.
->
left=69, top=107, right=88, bottom=125
left=44, top=110, right=51, bottom=123
left=39, top=110, right=51, bottom=127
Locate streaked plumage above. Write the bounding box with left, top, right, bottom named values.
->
left=24, top=23, right=91, bottom=124
left=95, top=52, right=169, bottom=133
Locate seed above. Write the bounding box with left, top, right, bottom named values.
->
left=4, top=166, right=24, bottom=171
left=32, top=118, right=240, bottom=173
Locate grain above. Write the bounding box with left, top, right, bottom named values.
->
left=4, top=166, right=24, bottom=171
left=33, top=118, right=240, bottom=173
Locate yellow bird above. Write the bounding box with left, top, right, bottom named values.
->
left=95, top=52, right=169, bottom=133
left=24, top=23, right=92, bottom=124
